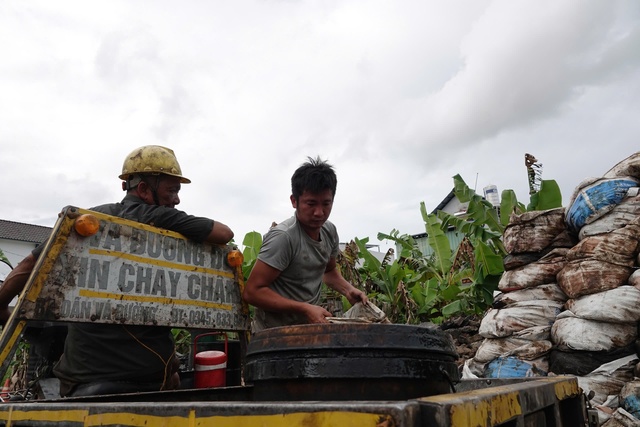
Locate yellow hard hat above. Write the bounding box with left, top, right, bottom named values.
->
left=119, top=145, right=191, bottom=183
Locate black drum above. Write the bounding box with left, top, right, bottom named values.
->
left=245, top=323, right=460, bottom=401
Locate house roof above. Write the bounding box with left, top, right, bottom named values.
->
left=410, top=189, right=460, bottom=239
left=410, top=186, right=493, bottom=240
left=0, top=219, right=52, bottom=244
left=432, top=189, right=456, bottom=214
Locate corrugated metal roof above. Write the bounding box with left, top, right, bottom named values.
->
left=0, top=219, right=52, bottom=244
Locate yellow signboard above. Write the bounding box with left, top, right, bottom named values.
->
left=0, top=206, right=249, bottom=379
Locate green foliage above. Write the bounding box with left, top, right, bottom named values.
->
left=528, top=179, right=563, bottom=211
left=240, top=231, right=262, bottom=280
left=499, top=179, right=563, bottom=225
left=352, top=236, right=418, bottom=324
left=451, top=174, right=504, bottom=236
left=422, top=203, right=452, bottom=274
left=499, top=189, right=524, bottom=226
left=171, top=328, right=192, bottom=357
left=1, top=339, right=28, bottom=388
left=370, top=230, right=473, bottom=324
left=354, top=174, right=522, bottom=324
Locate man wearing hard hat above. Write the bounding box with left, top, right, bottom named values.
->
left=0, top=145, right=234, bottom=397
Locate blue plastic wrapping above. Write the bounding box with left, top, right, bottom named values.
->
left=565, top=178, right=638, bottom=233
left=484, top=356, right=548, bottom=378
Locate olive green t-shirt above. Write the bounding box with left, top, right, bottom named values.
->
left=252, top=215, right=339, bottom=332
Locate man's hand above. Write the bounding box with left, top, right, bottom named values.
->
left=323, top=257, right=369, bottom=306
left=245, top=260, right=333, bottom=325
left=345, top=287, right=369, bottom=306
left=303, top=303, right=333, bottom=324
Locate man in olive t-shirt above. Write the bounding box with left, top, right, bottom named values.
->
left=243, top=156, right=367, bottom=333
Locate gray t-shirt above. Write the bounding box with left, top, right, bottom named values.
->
left=252, top=215, right=339, bottom=332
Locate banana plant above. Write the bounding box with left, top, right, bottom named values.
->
left=353, top=236, right=418, bottom=324
left=438, top=174, right=505, bottom=252
left=500, top=180, right=563, bottom=225
left=435, top=175, right=506, bottom=310
left=368, top=175, right=508, bottom=322
left=240, top=231, right=262, bottom=281
left=375, top=214, right=477, bottom=323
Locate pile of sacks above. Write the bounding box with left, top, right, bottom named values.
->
left=464, top=152, right=640, bottom=426
left=463, top=207, right=573, bottom=377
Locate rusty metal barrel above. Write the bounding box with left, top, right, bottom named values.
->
left=245, top=323, right=460, bottom=401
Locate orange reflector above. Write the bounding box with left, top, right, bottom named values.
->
left=227, top=250, right=243, bottom=267
left=74, top=214, right=100, bottom=236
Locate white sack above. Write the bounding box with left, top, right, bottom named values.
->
left=600, top=408, right=640, bottom=427
left=564, top=285, right=640, bottom=323
left=604, top=151, right=640, bottom=180
left=551, top=314, right=637, bottom=352
left=629, top=270, right=640, bottom=287
left=462, top=358, right=486, bottom=379
left=579, top=193, right=640, bottom=240
left=578, top=355, right=638, bottom=407
left=503, top=208, right=566, bottom=254
left=474, top=337, right=552, bottom=363
left=511, top=325, right=552, bottom=341
left=479, top=300, right=563, bottom=338
left=566, top=220, right=640, bottom=267
left=557, top=259, right=632, bottom=299
left=493, top=284, right=567, bottom=308
left=594, top=396, right=619, bottom=427
left=497, top=249, right=568, bottom=292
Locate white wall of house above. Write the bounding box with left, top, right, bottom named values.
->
left=0, top=238, right=39, bottom=282
left=0, top=238, right=40, bottom=307
left=440, top=197, right=467, bottom=216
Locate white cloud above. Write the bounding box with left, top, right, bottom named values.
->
left=1, top=0, right=639, bottom=255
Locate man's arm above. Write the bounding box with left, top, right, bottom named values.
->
left=0, top=253, right=37, bottom=325
left=243, top=260, right=331, bottom=324
left=205, top=221, right=234, bottom=244
left=323, top=257, right=368, bottom=305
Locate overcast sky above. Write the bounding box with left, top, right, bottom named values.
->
left=1, top=0, right=639, bottom=255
